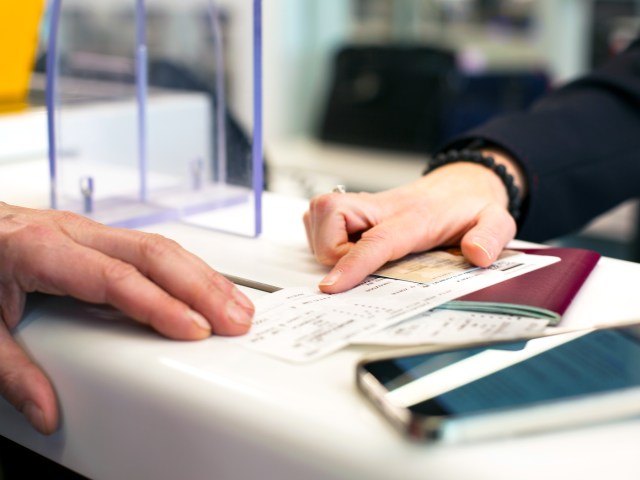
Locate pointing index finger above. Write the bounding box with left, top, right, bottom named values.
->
left=318, top=228, right=397, bottom=293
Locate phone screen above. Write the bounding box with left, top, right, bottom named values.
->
left=362, top=326, right=640, bottom=418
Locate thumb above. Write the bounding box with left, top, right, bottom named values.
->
left=0, top=323, right=59, bottom=435
left=460, top=205, right=517, bottom=267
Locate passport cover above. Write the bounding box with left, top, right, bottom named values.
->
left=439, top=247, right=601, bottom=326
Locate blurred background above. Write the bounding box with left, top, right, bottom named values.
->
left=2, top=2, right=640, bottom=477
left=261, top=0, right=640, bottom=261
left=3, top=0, right=640, bottom=257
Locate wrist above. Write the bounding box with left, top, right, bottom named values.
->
left=424, top=148, right=523, bottom=221
left=480, top=148, right=527, bottom=199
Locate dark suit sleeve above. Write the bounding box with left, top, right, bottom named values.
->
left=441, top=38, right=640, bottom=242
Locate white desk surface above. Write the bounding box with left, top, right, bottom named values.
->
left=2, top=161, right=640, bottom=479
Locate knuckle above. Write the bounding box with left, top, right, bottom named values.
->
left=342, top=232, right=390, bottom=263
left=360, top=227, right=393, bottom=249
left=55, top=209, right=94, bottom=229
left=103, top=258, right=138, bottom=280
left=0, top=343, right=30, bottom=408
left=103, top=260, right=138, bottom=283
left=319, top=223, right=395, bottom=270
left=0, top=286, right=26, bottom=330
left=0, top=369, right=21, bottom=406
left=137, top=233, right=181, bottom=259
left=315, top=249, right=342, bottom=266
left=310, top=193, right=339, bottom=215
left=315, top=242, right=358, bottom=266
left=4, top=222, right=47, bottom=246
left=189, top=270, right=230, bottom=307
left=101, top=260, right=140, bottom=302
left=1, top=223, right=61, bottom=269
left=201, top=270, right=229, bottom=292
left=55, top=209, right=83, bottom=223
left=359, top=228, right=396, bottom=258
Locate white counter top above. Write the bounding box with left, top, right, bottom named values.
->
left=1, top=188, right=640, bottom=479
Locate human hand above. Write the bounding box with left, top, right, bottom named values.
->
left=0, top=202, right=254, bottom=434
left=304, top=154, right=524, bottom=294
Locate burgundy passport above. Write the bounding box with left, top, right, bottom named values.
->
left=441, top=247, right=601, bottom=326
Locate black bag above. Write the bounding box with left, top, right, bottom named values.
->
left=317, top=44, right=457, bottom=154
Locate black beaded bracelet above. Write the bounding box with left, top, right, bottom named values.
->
left=423, top=149, right=522, bottom=221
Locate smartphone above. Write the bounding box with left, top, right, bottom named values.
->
left=356, top=324, right=640, bottom=443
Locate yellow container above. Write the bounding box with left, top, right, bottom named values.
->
left=0, top=0, right=45, bottom=113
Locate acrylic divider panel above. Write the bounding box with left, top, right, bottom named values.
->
left=46, top=0, right=262, bottom=236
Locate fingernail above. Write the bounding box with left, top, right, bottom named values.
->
left=319, top=269, right=342, bottom=287
left=226, top=300, right=253, bottom=326
left=232, top=288, right=254, bottom=312
left=472, top=239, right=493, bottom=261
left=188, top=309, right=212, bottom=332
left=22, top=401, right=47, bottom=434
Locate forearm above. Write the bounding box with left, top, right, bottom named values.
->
left=439, top=38, right=640, bottom=242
